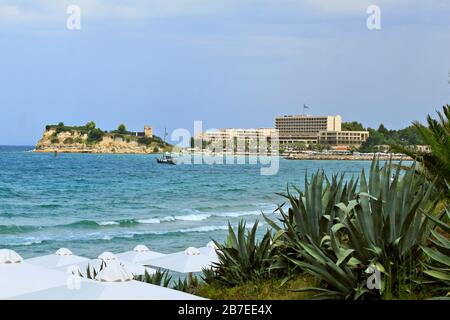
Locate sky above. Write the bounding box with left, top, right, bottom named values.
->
left=0, top=0, right=449, bottom=145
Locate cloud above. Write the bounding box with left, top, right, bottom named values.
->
left=0, top=0, right=242, bottom=22
left=0, top=4, right=42, bottom=22
left=302, top=0, right=449, bottom=15
left=0, top=5, right=20, bottom=19
left=0, top=0, right=448, bottom=27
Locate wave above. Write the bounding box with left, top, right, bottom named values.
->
left=100, top=209, right=265, bottom=226
left=177, top=225, right=229, bottom=233
left=0, top=224, right=37, bottom=234
left=38, top=204, right=62, bottom=209
left=137, top=216, right=175, bottom=224
left=0, top=206, right=275, bottom=233
left=2, top=224, right=234, bottom=246
left=98, top=221, right=120, bottom=226
left=65, top=219, right=138, bottom=228
left=0, top=186, right=21, bottom=198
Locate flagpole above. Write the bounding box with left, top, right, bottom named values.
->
left=303, top=104, right=310, bottom=115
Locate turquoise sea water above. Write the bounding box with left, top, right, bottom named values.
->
left=0, top=146, right=375, bottom=259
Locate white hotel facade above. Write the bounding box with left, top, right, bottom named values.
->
left=197, top=114, right=369, bottom=148
left=275, top=114, right=369, bottom=147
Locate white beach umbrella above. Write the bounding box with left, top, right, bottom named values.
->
left=145, top=247, right=216, bottom=273
left=9, top=279, right=205, bottom=300
left=116, top=244, right=166, bottom=264
left=26, top=248, right=89, bottom=269
left=56, top=248, right=73, bottom=256
left=95, top=261, right=133, bottom=282
left=0, top=261, right=70, bottom=299
left=98, top=251, right=117, bottom=261
left=134, top=245, right=149, bottom=252
left=198, top=241, right=220, bottom=259
left=0, top=249, right=23, bottom=264
left=72, top=256, right=156, bottom=277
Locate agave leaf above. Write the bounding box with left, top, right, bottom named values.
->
left=423, top=270, right=450, bottom=282
left=336, top=248, right=355, bottom=267
left=422, top=246, right=450, bottom=267
left=425, top=210, right=450, bottom=233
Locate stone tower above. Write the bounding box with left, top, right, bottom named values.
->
left=144, top=125, right=153, bottom=138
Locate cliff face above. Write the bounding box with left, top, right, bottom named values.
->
left=35, top=128, right=167, bottom=154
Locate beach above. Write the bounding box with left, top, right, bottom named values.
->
left=283, top=152, right=412, bottom=161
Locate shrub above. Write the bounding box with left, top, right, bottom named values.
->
left=421, top=206, right=450, bottom=299
left=172, top=275, right=199, bottom=293
left=269, top=159, right=437, bottom=299
left=210, top=221, right=273, bottom=286
left=135, top=269, right=172, bottom=287
left=264, top=172, right=358, bottom=274
left=117, top=124, right=127, bottom=134
left=63, top=137, right=74, bottom=144
left=138, top=137, right=152, bottom=146
left=86, top=121, right=96, bottom=130
left=50, top=137, right=59, bottom=144
left=391, top=105, right=450, bottom=198
left=73, top=137, right=84, bottom=144
left=87, top=128, right=104, bottom=143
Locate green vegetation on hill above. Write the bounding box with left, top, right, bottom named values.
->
left=46, top=122, right=91, bottom=134
left=341, top=121, right=365, bottom=131
left=360, top=125, right=424, bottom=152
left=341, top=121, right=425, bottom=152
left=44, top=121, right=172, bottom=150
left=87, top=128, right=105, bottom=143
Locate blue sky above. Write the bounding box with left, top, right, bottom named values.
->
left=0, top=0, right=449, bottom=145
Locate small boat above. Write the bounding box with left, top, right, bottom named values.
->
left=156, top=154, right=176, bottom=165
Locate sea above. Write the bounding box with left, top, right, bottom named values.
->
left=0, top=146, right=375, bottom=259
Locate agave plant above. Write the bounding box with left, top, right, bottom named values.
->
left=134, top=269, right=172, bottom=287
left=264, top=172, right=358, bottom=273
left=286, top=231, right=373, bottom=299
left=210, top=220, right=273, bottom=286
left=85, top=261, right=106, bottom=280
left=269, top=159, right=437, bottom=299
left=172, top=275, right=199, bottom=293
left=421, top=206, right=450, bottom=299
left=201, top=267, right=217, bottom=285
left=337, top=159, right=436, bottom=298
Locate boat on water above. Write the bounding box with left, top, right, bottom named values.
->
left=156, top=154, right=176, bottom=165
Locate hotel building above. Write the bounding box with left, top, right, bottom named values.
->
left=275, top=114, right=369, bottom=147
left=198, top=128, right=276, bottom=142
left=318, top=130, right=369, bottom=146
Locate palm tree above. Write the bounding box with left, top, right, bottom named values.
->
left=391, top=105, right=450, bottom=198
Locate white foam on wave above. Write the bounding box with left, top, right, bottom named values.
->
left=137, top=216, right=176, bottom=224
left=98, top=221, right=120, bottom=226
left=3, top=237, right=46, bottom=246
left=177, top=225, right=229, bottom=233
left=218, top=210, right=261, bottom=218
left=5, top=220, right=265, bottom=245
left=134, top=207, right=271, bottom=225
left=137, top=218, right=161, bottom=224
left=176, top=213, right=212, bottom=221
